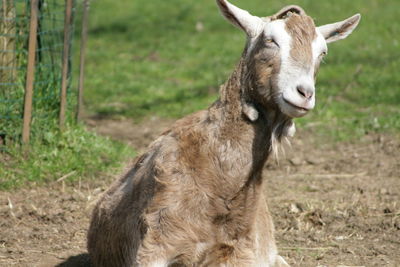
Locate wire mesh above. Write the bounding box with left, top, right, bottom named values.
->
left=0, top=0, right=76, bottom=148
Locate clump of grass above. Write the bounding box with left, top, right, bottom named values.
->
left=0, top=123, right=135, bottom=190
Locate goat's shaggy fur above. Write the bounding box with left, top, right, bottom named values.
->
left=88, top=61, right=290, bottom=266
left=87, top=1, right=360, bottom=266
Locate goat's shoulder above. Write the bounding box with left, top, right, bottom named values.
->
left=116, top=109, right=210, bottom=186
left=94, top=146, right=161, bottom=213
left=97, top=109, right=213, bottom=211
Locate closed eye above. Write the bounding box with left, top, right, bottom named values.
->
left=266, top=38, right=279, bottom=48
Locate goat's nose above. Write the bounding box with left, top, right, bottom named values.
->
left=296, top=85, right=314, bottom=100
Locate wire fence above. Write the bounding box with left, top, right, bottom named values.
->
left=0, top=0, right=87, bottom=149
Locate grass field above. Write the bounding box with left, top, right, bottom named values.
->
left=1, top=0, right=399, bottom=189
left=84, top=0, right=399, bottom=140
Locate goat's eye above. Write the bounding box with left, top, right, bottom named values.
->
left=320, top=51, right=327, bottom=57
left=266, top=38, right=279, bottom=48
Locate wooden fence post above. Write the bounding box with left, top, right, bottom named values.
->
left=77, top=0, right=90, bottom=121
left=22, top=0, right=39, bottom=144
left=59, top=0, right=73, bottom=129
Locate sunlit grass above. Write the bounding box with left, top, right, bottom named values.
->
left=83, top=0, right=400, bottom=141
left=0, top=123, right=135, bottom=190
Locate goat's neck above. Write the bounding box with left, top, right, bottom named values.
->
left=219, top=58, right=246, bottom=121
left=217, top=58, right=291, bottom=142
left=209, top=59, right=292, bottom=200
left=209, top=62, right=273, bottom=198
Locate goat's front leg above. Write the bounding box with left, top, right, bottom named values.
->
left=136, top=248, right=170, bottom=267
left=138, top=261, right=169, bottom=267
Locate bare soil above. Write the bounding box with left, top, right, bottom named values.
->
left=1, top=117, right=399, bottom=267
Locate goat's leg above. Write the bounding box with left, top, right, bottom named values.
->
left=138, top=260, right=169, bottom=267
left=136, top=231, right=170, bottom=267
left=136, top=249, right=169, bottom=267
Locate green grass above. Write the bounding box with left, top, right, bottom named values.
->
left=1, top=0, right=399, bottom=190
left=0, top=123, right=135, bottom=190
left=84, top=0, right=400, bottom=140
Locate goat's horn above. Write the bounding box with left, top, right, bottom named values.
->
left=216, top=0, right=263, bottom=37
left=271, top=5, right=306, bottom=20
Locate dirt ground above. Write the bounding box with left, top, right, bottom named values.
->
left=1, top=117, right=399, bottom=267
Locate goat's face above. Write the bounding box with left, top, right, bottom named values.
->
left=217, top=1, right=361, bottom=118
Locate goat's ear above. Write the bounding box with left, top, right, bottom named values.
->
left=317, top=14, right=361, bottom=44
left=216, top=0, right=263, bottom=37
left=271, top=5, right=306, bottom=20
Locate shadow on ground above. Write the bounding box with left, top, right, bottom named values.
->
left=56, top=253, right=91, bottom=267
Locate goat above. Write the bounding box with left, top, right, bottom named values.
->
left=87, top=1, right=360, bottom=266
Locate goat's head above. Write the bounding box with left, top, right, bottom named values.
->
left=217, top=0, right=360, bottom=118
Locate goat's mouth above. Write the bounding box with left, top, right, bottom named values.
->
left=283, top=98, right=310, bottom=112
left=280, top=98, right=312, bottom=118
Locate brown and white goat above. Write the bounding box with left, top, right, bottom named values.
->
left=88, top=1, right=360, bottom=266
